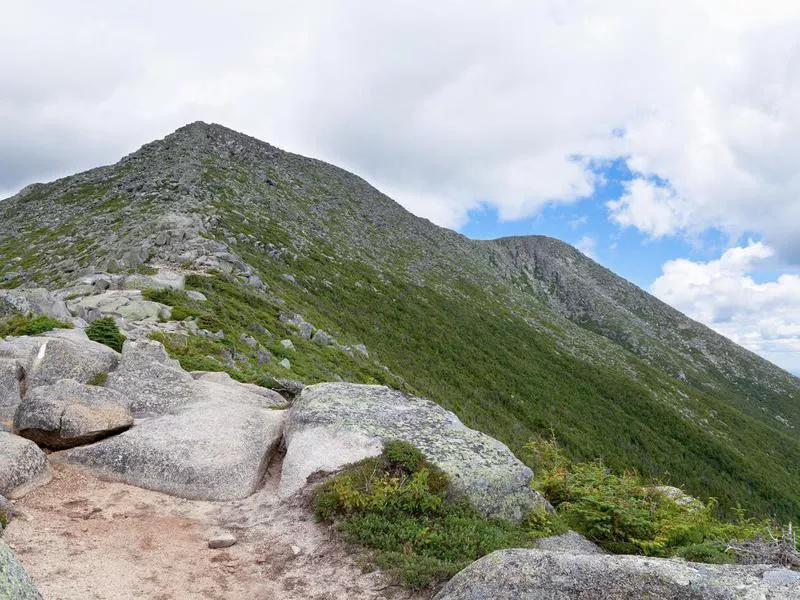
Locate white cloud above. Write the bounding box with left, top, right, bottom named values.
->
left=0, top=1, right=799, bottom=253
left=576, top=236, right=597, bottom=259
left=651, top=242, right=800, bottom=373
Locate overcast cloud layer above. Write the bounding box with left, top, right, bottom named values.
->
left=1, top=1, right=799, bottom=371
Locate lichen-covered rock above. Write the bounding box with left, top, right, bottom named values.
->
left=282, top=383, right=548, bottom=520
left=0, top=330, right=119, bottom=391
left=0, top=288, right=70, bottom=321
left=105, top=339, right=195, bottom=417
left=0, top=359, right=24, bottom=423
left=70, top=290, right=169, bottom=322
left=0, top=539, right=43, bottom=599
left=57, top=401, right=286, bottom=501
left=13, top=379, right=133, bottom=449
left=0, top=432, right=49, bottom=498
left=533, top=531, right=604, bottom=555
left=433, top=549, right=800, bottom=600
left=190, top=371, right=286, bottom=407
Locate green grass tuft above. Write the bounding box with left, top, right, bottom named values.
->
left=0, top=314, right=72, bottom=337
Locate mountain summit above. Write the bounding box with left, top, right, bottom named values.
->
left=2, top=122, right=799, bottom=520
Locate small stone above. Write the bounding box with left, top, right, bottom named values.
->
left=208, top=533, right=237, bottom=549
left=279, top=358, right=291, bottom=369
left=186, top=290, right=207, bottom=302
left=280, top=339, right=295, bottom=351
left=291, top=544, right=302, bottom=556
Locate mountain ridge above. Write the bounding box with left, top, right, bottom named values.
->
left=2, top=122, right=800, bottom=520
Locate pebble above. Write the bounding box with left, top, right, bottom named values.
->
left=208, top=533, right=237, bottom=549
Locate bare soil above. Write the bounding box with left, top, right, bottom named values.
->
left=5, top=455, right=427, bottom=600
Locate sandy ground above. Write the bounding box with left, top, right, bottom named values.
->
left=4, top=454, right=427, bottom=600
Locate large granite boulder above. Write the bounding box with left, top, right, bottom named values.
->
left=0, top=539, right=42, bottom=600
left=57, top=401, right=286, bottom=501
left=13, top=379, right=133, bottom=449
left=433, top=549, right=800, bottom=600
left=0, top=432, right=49, bottom=498
left=0, top=329, right=119, bottom=390
left=281, top=383, right=548, bottom=520
left=0, top=288, right=70, bottom=321
left=69, top=290, right=170, bottom=323
left=0, top=359, right=24, bottom=423
left=191, top=371, right=286, bottom=407
left=533, top=531, right=604, bottom=555
left=104, top=339, right=195, bottom=416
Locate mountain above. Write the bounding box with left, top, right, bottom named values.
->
left=2, top=121, right=799, bottom=520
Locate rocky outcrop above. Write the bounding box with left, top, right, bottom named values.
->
left=0, top=539, right=43, bottom=600
left=57, top=401, right=285, bottom=501
left=191, top=371, right=286, bottom=407
left=13, top=379, right=133, bottom=449
left=0, top=329, right=119, bottom=390
left=104, top=339, right=195, bottom=416
left=533, top=531, right=604, bottom=555
left=281, top=383, right=548, bottom=520
left=0, top=359, right=24, bottom=422
left=0, top=432, right=49, bottom=498
left=433, top=549, right=800, bottom=600
left=0, top=288, right=70, bottom=321
left=68, top=290, right=170, bottom=323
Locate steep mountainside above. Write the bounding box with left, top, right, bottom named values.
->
left=2, top=122, right=799, bottom=520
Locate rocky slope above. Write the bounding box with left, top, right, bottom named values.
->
left=2, top=122, right=800, bottom=523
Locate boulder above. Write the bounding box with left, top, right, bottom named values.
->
left=533, top=531, right=604, bottom=555
left=0, top=359, right=24, bottom=422
left=0, top=539, right=43, bottom=600
left=311, top=330, right=335, bottom=345
left=13, top=379, right=133, bottom=449
left=190, top=371, right=286, bottom=407
left=72, top=290, right=169, bottom=322
left=0, top=432, right=49, bottom=498
left=0, top=288, right=71, bottom=320
left=281, top=383, right=548, bottom=520
left=122, top=269, right=185, bottom=291
left=57, top=401, right=286, bottom=501
left=105, top=340, right=195, bottom=417
left=0, top=329, right=119, bottom=390
left=433, top=549, right=800, bottom=600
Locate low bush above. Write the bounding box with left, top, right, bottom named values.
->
left=0, top=314, right=72, bottom=337
left=314, top=440, right=560, bottom=589
left=86, top=316, right=126, bottom=352
left=528, top=434, right=771, bottom=563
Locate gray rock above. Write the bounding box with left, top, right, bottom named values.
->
left=0, top=539, right=43, bottom=599
left=13, top=379, right=133, bottom=449
left=208, top=533, right=237, bottom=549
left=256, top=347, right=273, bottom=366
left=74, top=290, right=168, bottom=322
left=652, top=485, right=700, bottom=507
left=57, top=401, right=286, bottom=501
left=0, top=288, right=71, bottom=321
left=240, top=334, right=257, bottom=348
left=280, top=339, right=295, bottom=351
left=0, top=359, right=24, bottom=423
left=105, top=340, right=195, bottom=417
left=0, top=432, right=49, bottom=498
left=311, top=330, right=335, bottom=345
left=279, top=358, right=291, bottom=369
left=190, top=371, right=286, bottom=407
left=433, top=549, right=800, bottom=600
left=281, top=383, right=548, bottom=520
left=281, top=314, right=315, bottom=339
left=122, top=269, right=184, bottom=291
left=186, top=290, right=207, bottom=302
left=533, top=531, right=604, bottom=555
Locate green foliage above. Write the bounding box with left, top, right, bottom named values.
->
left=0, top=314, right=71, bottom=337
left=85, top=317, right=126, bottom=352
left=528, top=435, right=768, bottom=562
left=314, top=440, right=557, bottom=589
left=87, top=371, right=108, bottom=386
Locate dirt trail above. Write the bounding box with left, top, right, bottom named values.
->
left=5, top=456, right=426, bottom=600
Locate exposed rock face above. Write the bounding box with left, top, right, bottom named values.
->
left=191, top=371, right=286, bottom=407
left=533, top=531, right=604, bottom=555
left=105, top=339, right=195, bottom=417
left=68, top=290, right=170, bottom=323
left=0, top=288, right=70, bottom=321
left=281, top=383, right=548, bottom=520
left=433, top=549, right=800, bottom=600
left=13, top=379, right=133, bottom=449
left=56, top=401, right=286, bottom=501
left=0, top=329, right=119, bottom=390
left=0, top=432, right=49, bottom=498
left=0, top=539, right=43, bottom=600
left=0, top=359, right=24, bottom=422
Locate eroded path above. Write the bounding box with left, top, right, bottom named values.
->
left=5, top=459, right=424, bottom=600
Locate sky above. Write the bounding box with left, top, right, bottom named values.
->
left=1, top=1, right=799, bottom=373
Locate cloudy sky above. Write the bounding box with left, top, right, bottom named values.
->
left=2, top=1, right=799, bottom=373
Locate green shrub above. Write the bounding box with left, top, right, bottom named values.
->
left=0, top=314, right=72, bottom=337
left=86, top=317, right=126, bottom=352
left=314, top=439, right=556, bottom=589
left=527, top=435, right=768, bottom=560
